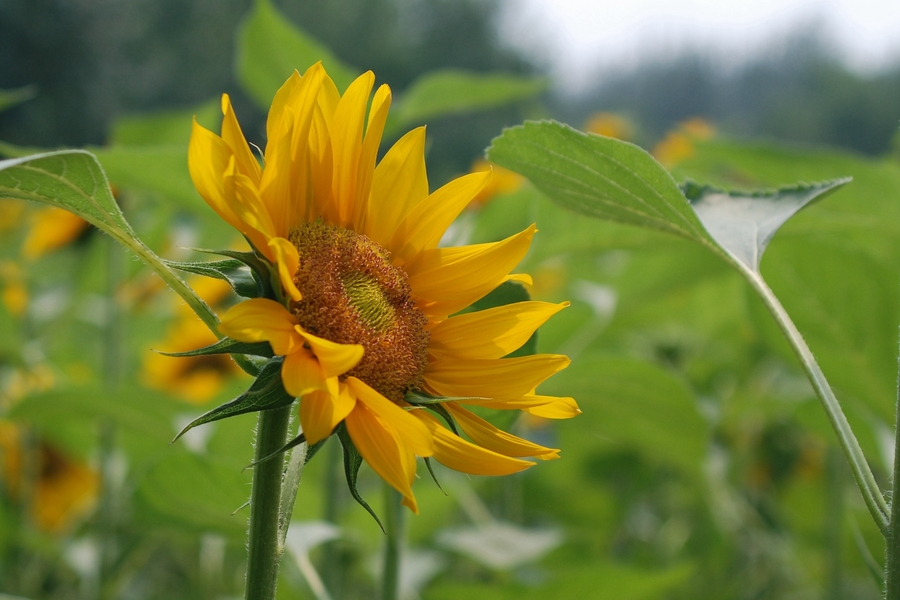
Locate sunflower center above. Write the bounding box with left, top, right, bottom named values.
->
left=288, top=221, right=429, bottom=402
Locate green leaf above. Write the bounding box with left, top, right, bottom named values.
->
left=487, top=121, right=718, bottom=252
left=173, top=357, right=294, bottom=441
left=682, top=179, right=850, bottom=273
left=164, top=257, right=262, bottom=298
left=0, top=85, right=36, bottom=113
left=336, top=424, right=384, bottom=531
left=390, top=70, right=546, bottom=130
left=236, top=0, right=358, bottom=109
left=0, top=149, right=221, bottom=336
left=109, top=98, right=220, bottom=146
left=158, top=335, right=273, bottom=360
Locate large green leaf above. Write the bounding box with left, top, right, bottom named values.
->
left=235, top=0, right=358, bottom=109
left=390, top=70, right=546, bottom=132
left=0, top=149, right=219, bottom=335
left=487, top=121, right=718, bottom=251
left=683, top=179, right=850, bottom=273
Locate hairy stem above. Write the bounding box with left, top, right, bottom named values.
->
left=743, top=267, right=889, bottom=535
left=245, top=406, right=292, bottom=600
left=381, top=486, right=405, bottom=600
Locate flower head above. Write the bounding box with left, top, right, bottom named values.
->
left=188, top=63, right=577, bottom=512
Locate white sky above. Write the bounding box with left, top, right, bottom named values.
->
left=498, top=0, right=900, bottom=92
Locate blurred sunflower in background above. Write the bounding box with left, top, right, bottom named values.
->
left=187, top=63, right=577, bottom=512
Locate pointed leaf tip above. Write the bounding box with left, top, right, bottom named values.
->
left=683, top=178, right=851, bottom=272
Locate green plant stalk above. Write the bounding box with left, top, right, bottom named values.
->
left=381, top=486, right=405, bottom=600
left=741, top=265, right=889, bottom=535
left=884, top=347, right=900, bottom=598
left=245, top=405, right=292, bottom=600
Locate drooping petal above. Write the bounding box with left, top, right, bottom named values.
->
left=345, top=377, right=434, bottom=458
left=353, top=83, right=392, bottom=232
left=282, top=349, right=329, bottom=398
left=267, top=237, right=302, bottom=302
left=429, top=301, right=568, bottom=360
left=365, top=127, right=428, bottom=246
left=220, top=93, right=261, bottom=186
left=388, top=170, right=491, bottom=265
left=344, top=400, right=420, bottom=513
left=295, top=329, right=364, bottom=378
left=522, top=396, right=581, bottom=419
left=425, top=354, right=570, bottom=400
left=327, top=71, right=375, bottom=228
left=299, top=384, right=357, bottom=444
left=455, top=394, right=580, bottom=419
left=219, top=298, right=302, bottom=355
left=445, top=403, right=559, bottom=460
left=412, top=411, right=534, bottom=475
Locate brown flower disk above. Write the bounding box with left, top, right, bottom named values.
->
left=289, top=221, right=429, bottom=402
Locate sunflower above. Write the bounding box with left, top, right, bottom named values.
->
left=188, top=63, right=577, bottom=512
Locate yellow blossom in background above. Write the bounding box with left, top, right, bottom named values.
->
left=468, top=159, right=524, bottom=209
left=22, top=206, right=90, bottom=260
left=584, top=111, right=633, bottom=141
left=0, top=420, right=99, bottom=534
left=652, top=117, right=716, bottom=169
left=0, top=260, right=27, bottom=316
left=144, top=317, right=241, bottom=403
left=143, top=275, right=240, bottom=404
left=188, top=63, right=576, bottom=511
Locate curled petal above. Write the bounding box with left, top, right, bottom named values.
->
left=295, top=328, right=364, bottom=378
left=299, top=384, right=357, bottom=444
left=219, top=298, right=301, bottom=355
left=282, top=349, right=329, bottom=398
left=268, top=237, right=303, bottom=302
left=445, top=403, right=559, bottom=460
left=345, top=378, right=434, bottom=458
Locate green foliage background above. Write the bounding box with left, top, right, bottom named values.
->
left=1, top=1, right=899, bottom=599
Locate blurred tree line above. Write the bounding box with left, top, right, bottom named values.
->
left=562, top=31, right=900, bottom=156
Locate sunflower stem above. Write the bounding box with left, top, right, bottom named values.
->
left=883, top=341, right=900, bottom=598
left=741, top=266, right=889, bottom=536
left=245, top=405, right=292, bottom=600
left=381, top=485, right=405, bottom=600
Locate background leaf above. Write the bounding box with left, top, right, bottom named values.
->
left=235, top=0, right=358, bottom=109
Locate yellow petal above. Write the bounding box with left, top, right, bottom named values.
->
left=295, top=329, right=364, bottom=378
left=268, top=237, right=302, bottom=302
left=389, top=170, right=491, bottom=265
left=327, top=71, right=375, bottom=227
left=188, top=120, right=244, bottom=231
left=344, top=400, right=419, bottom=513
left=412, top=411, right=534, bottom=475
left=266, top=70, right=302, bottom=143
left=446, top=403, right=559, bottom=460
left=282, top=349, right=329, bottom=398
left=406, top=225, right=537, bottom=320
left=223, top=160, right=277, bottom=259
left=429, top=300, right=567, bottom=360
left=424, top=354, right=570, bottom=400
left=365, top=127, right=428, bottom=246
left=345, top=377, right=434, bottom=458
left=299, top=384, right=357, bottom=444
left=219, top=298, right=302, bottom=355
left=522, top=396, right=581, bottom=419
left=220, top=93, right=261, bottom=187
left=354, top=83, right=392, bottom=231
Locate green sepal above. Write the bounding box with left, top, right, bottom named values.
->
left=423, top=404, right=460, bottom=437
left=404, top=390, right=485, bottom=405
left=245, top=432, right=329, bottom=469
left=336, top=424, right=384, bottom=532
left=172, top=357, right=294, bottom=442
left=159, top=336, right=274, bottom=359
left=164, top=257, right=262, bottom=298
left=191, top=247, right=276, bottom=297
left=423, top=457, right=447, bottom=495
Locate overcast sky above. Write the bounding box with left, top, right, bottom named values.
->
left=499, top=0, right=900, bottom=91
